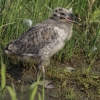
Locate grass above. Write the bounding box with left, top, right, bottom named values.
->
left=0, top=0, right=100, bottom=100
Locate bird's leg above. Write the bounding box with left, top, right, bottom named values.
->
left=36, top=58, right=47, bottom=80
left=36, top=61, right=42, bottom=80
left=36, top=61, right=46, bottom=81
left=41, top=65, right=55, bottom=88
left=36, top=59, right=54, bottom=88
left=42, top=59, right=55, bottom=88
left=42, top=65, right=45, bottom=81
left=36, top=69, right=41, bottom=80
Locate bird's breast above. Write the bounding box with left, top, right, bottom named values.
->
left=54, top=27, right=69, bottom=41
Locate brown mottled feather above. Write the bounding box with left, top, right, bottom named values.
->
left=5, top=7, right=78, bottom=88
left=5, top=18, right=72, bottom=58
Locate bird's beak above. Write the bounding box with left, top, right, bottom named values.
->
left=66, top=14, right=81, bottom=24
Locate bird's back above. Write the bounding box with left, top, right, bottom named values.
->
left=5, top=18, right=72, bottom=59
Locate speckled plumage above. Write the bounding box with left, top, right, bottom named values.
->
left=5, top=7, right=78, bottom=88
left=5, top=19, right=72, bottom=57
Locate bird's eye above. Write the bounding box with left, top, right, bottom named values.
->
left=61, top=13, right=66, bottom=16
left=55, top=10, right=58, bottom=12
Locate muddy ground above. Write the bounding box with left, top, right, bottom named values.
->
left=1, top=54, right=100, bottom=100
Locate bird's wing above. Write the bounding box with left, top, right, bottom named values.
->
left=6, top=20, right=64, bottom=57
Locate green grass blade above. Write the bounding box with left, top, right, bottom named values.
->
left=38, top=92, right=42, bottom=100
left=6, top=86, right=17, bottom=100
left=1, top=61, right=6, bottom=90
left=0, top=59, right=6, bottom=100
left=0, top=22, right=16, bottom=29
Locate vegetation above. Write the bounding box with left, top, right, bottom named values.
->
left=0, top=0, right=100, bottom=100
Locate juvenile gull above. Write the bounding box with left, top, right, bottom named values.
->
left=5, top=7, right=79, bottom=88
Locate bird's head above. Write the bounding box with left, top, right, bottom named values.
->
left=50, top=7, right=80, bottom=24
